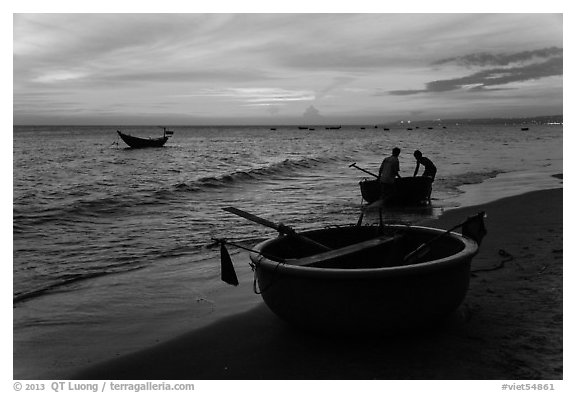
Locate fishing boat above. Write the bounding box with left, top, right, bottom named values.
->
left=116, top=128, right=173, bottom=148
left=219, top=207, right=485, bottom=333
left=359, top=177, right=433, bottom=205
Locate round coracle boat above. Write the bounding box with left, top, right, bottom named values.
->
left=360, top=177, right=433, bottom=204
left=249, top=225, right=479, bottom=332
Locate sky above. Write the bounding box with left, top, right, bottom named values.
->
left=13, top=13, right=563, bottom=125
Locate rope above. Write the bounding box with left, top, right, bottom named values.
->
left=471, top=249, right=514, bottom=273
left=249, top=257, right=284, bottom=295
left=216, top=238, right=285, bottom=263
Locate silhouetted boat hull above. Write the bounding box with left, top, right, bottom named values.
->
left=117, top=130, right=169, bottom=148
left=360, top=177, right=433, bottom=205
left=250, top=225, right=478, bottom=332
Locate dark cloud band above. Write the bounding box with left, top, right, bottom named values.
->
left=390, top=48, right=563, bottom=95
left=433, top=47, right=562, bottom=67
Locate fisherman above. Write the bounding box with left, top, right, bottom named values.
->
left=378, top=147, right=401, bottom=199
left=413, top=150, right=436, bottom=203
left=412, top=150, right=437, bottom=180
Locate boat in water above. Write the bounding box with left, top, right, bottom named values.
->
left=359, top=177, right=433, bottom=205
left=116, top=128, right=173, bottom=148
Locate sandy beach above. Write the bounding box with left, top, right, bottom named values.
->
left=73, top=186, right=563, bottom=380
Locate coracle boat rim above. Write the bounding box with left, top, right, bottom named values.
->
left=250, top=225, right=479, bottom=278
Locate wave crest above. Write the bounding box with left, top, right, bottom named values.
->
left=174, top=156, right=337, bottom=192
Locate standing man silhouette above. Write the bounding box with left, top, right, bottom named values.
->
left=378, top=147, right=401, bottom=200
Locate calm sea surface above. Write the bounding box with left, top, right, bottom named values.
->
left=13, top=124, right=563, bottom=378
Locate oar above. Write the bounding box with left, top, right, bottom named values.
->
left=349, top=163, right=378, bottom=178
left=403, top=212, right=486, bottom=265
left=222, top=207, right=331, bottom=252
left=218, top=207, right=331, bottom=286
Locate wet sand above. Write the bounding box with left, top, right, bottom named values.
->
left=75, top=188, right=563, bottom=380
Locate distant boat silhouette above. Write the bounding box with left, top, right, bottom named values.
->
left=521, top=127, right=530, bottom=131
left=116, top=128, right=173, bottom=148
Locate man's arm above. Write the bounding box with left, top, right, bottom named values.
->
left=413, top=161, right=420, bottom=177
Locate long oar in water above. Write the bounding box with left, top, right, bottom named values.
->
left=349, top=162, right=378, bottom=178
left=403, top=212, right=487, bottom=265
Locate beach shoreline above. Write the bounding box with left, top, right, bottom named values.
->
left=74, top=186, right=563, bottom=380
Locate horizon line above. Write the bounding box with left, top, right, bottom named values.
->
left=12, top=113, right=563, bottom=128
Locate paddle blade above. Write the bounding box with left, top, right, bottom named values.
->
left=220, top=243, right=239, bottom=286
left=462, top=212, right=487, bottom=245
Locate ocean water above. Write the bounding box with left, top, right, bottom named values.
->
left=13, top=123, right=563, bottom=378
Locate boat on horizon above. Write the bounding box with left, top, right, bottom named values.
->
left=116, top=128, right=173, bottom=148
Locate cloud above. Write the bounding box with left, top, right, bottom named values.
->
left=433, top=47, right=562, bottom=67
left=316, top=76, right=356, bottom=100
left=32, top=71, right=89, bottom=84
left=99, top=69, right=272, bottom=85
left=192, top=87, right=315, bottom=103
left=302, top=105, right=323, bottom=121
left=389, top=49, right=563, bottom=95
left=13, top=14, right=564, bottom=124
